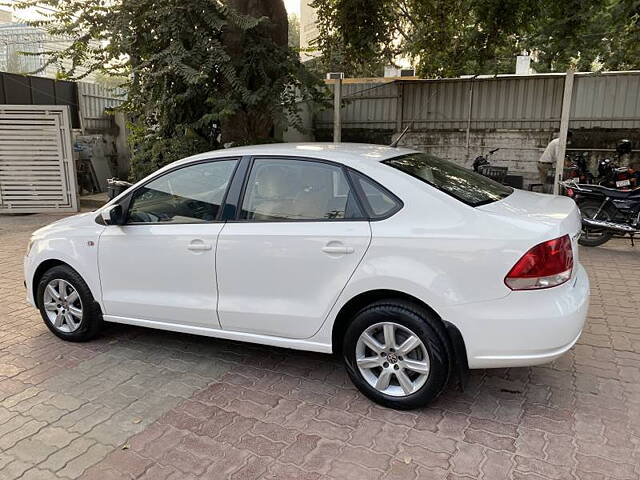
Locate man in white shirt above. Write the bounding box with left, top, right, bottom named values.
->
left=538, top=130, right=572, bottom=191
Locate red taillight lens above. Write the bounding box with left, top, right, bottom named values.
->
left=505, top=235, right=573, bottom=290
left=566, top=188, right=574, bottom=197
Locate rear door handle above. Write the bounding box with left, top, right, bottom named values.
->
left=322, top=245, right=354, bottom=254
left=188, top=240, right=212, bottom=251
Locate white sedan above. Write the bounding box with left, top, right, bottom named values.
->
left=24, top=143, right=588, bottom=409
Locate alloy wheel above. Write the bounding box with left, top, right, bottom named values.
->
left=355, top=322, right=430, bottom=397
left=42, top=279, right=83, bottom=333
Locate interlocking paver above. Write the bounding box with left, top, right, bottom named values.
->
left=38, top=436, right=96, bottom=472
left=2, top=213, right=640, bottom=479
left=57, top=442, right=113, bottom=479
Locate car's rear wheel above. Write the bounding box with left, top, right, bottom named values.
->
left=342, top=299, right=449, bottom=410
left=36, top=265, right=103, bottom=342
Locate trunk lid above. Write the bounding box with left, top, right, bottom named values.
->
left=477, top=189, right=582, bottom=261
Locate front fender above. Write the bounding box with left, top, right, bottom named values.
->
left=25, top=223, right=104, bottom=308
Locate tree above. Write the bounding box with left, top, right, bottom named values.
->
left=521, top=0, right=610, bottom=72
left=309, top=0, right=396, bottom=77
left=11, top=0, right=325, bottom=179
left=603, top=0, right=640, bottom=71
left=288, top=13, right=300, bottom=49
left=310, top=0, right=640, bottom=78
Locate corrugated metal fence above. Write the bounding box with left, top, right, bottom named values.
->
left=316, top=71, right=640, bottom=131
left=571, top=73, right=640, bottom=129
left=77, top=82, right=126, bottom=131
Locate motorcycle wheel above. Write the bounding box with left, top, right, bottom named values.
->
left=577, top=199, right=616, bottom=247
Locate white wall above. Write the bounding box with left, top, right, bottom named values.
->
left=397, top=130, right=554, bottom=187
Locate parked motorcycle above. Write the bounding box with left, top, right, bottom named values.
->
left=561, top=179, right=640, bottom=247
left=595, top=139, right=638, bottom=189
left=565, top=152, right=594, bottom=184
left=472, top=148, right=499, bottom=172
left=597, top=157, right=638, bottom=189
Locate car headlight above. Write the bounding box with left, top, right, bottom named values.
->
left=26, top=238, right=37, bottom=257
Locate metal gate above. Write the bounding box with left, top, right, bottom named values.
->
left=0, top=105, right=78, bottom=213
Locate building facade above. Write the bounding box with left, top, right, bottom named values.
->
left=0, top=22, right=95, bottom=81
left=299, top=1, right=319, bottom=62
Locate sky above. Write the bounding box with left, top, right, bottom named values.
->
left=284, top=0, right=300, bottom=15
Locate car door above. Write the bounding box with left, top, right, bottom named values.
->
left=98, top=158, right=238, bottom=327
left=216, top=156, right=372, bottom=339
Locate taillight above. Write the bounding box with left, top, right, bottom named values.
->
left=566, top=188, right=574, bottom=197
left=505, top=235, right=573, bottom=290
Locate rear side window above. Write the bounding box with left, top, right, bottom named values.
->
left=384, top=153, right=512, bottom=207
left=351, top=172, right=402, bottom=219
left=241, top=158, right=364, bottom=221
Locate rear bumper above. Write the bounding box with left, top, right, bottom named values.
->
left=445, top=263, right=589, bottom=369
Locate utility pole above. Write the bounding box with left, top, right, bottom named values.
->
left=327, top=72, right=344, bottom=143
left=554, top=68, right=575, bottom=195
left=465, top=77, right=475, bottom=163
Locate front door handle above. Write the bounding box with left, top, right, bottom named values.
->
left=188, top=240, right=212, bottom=251
left=322, top=245, right=355, bottom=254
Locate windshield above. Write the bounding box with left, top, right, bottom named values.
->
left=384, top=153, right=513, bottom=207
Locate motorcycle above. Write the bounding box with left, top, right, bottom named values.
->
left=561, top=179, right=640, bottom=247
left=595, top=139, right=638, bottom=189
left=596, top=157, right=638, bottom=189
left=472, top=148, right=499, bottom=172
left=565, top=152, right=594, bottom=184
left=471, top=148, right=512, bottom=184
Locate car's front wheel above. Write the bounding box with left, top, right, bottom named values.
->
left=36, top=265, right=103, bottom=342
left=342, top=299, right=449, bottom=410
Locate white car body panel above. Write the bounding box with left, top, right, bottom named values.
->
left=24, top=143, right=589, bottom=370
left=24, top=212, right=105, bottom=306
left=103, top=314, right=333, bottom=353
left=216, top=221, right=371, bottom=338
left=98, top=223, right=223, bottom=327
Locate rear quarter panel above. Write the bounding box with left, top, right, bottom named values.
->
left=310, top=163, right=577, bottom=346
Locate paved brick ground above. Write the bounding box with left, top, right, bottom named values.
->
left=1, top=213, right=639, bottom=480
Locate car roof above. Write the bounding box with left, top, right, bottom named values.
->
left=174, top=142, right=417, bottom=168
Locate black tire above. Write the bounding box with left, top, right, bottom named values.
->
left=342, top=299, right=450, bottom=410
left=36, top=265, right=103, bottom=342
left=577, top=199, right=616, bottom=247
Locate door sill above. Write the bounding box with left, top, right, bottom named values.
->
left=103, top=315, right=332, bottom=353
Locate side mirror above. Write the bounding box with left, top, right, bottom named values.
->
left=100, top=204, right=124, bottom=226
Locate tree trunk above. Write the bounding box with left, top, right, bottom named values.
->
left=221, top=0, right=288, bottom=145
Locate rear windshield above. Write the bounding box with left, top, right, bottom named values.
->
left=384, top=153, right=513, bottom=207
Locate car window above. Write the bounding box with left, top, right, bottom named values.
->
left=127, top=160, right=237, bottom=224
left=241, top=158, right=363, bottom=221
left=352, top=172, right=401, bottom=218
left=384, top=153, right=513, bottom=207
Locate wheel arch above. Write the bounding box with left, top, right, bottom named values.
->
left=32, top=259, right=100, bottom=311
left=32, top=259, right=68, bottom=306
left=331, top=289, right=469, bottom=388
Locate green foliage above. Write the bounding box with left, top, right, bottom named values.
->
left=604, top=0, right=640, bottom=71
left=127, top=128, right=212, bottom=181
left=309, top=0, right=394, bottom=77
left=310, top=0, right=640, bottom=77
left=10, top=0, right=327, bottom=180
